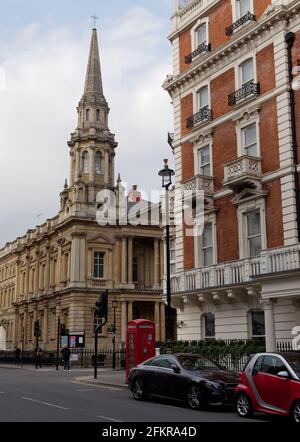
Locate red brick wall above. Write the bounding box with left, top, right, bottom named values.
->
left=260, top=99, right=280, bottom=174
left=257, top=44, right=276, bottom=95
left=213, top=121, right=237, bottom=191
left=211, top=68, right=235, bottom=119
left=254, top=0, right=272, bottom=19
left=179, top=29, right=192, bottom=73
left=181, top=142, right=194, bottom=181
left=184, top=224, right=195, bottom=270
left=181, top=93, right=193, bottom=137
left=209, top=0, right=232, bottom=50
left=216, top=198, right=239, bottom=263
left=264, top=180, right=284, bottom=248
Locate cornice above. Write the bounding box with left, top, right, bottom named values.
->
left=164, top=3, right=300, bottom=96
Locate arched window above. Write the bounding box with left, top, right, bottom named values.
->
left=82, top=152, right=89, bottom=174
left=86, top=109, right=90, bottom=121
left=95, top=152, right=101, bottom=175
left=96, top=109, right=100, bottom=121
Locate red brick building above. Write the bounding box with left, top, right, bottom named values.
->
left=164, top=0, right=300, bottom=351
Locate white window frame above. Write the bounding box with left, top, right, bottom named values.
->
left=190, top=18, right=210, bottom=53
left=169, top=238, right=176, bottom=275
left=93, top=251, right=105, bottom=279
left=239, top=58, right=254, bottom=87
left=196, top=144, right=212, bottom=177
left=193, top=82, right=211, bottom=116
left=237, top=199, right=266, bottom=259
left=236, top=116, right=261, bottom=157
left=231, top=0, right=254, bottom=23
left=195, top=213, right=217, bottom=268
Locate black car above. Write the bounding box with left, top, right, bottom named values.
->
left=128, top=354, right=239, bottom=410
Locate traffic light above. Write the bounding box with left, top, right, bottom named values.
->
left=34, top=320, right=41, bottom=337
left=95, top=291, right=108, bottom=321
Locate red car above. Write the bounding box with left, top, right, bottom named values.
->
left=235, top=352, right=300, bottom=422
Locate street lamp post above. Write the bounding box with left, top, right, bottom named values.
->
left=112, top=298, right=118, bottom=370
left=159, top=159, right=175, bottom=342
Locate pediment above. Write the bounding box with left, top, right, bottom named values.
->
left=232, top=187, right=268, bottom=205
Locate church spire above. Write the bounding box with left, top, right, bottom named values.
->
left=84, top=28, right=103, bottom=97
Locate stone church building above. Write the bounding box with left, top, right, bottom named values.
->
left=0, top=28, right=165, bottom=352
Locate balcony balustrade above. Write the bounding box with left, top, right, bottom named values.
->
left=225, top=11, right=256, bottom=36
left=228, top=81, right=260, bottom=106
left=181, top=174, right=214, bottom=195
left=185, top=42, right=212, bottom=64
left=186, top=105, right=212, bottom=129
left=170, top=244, right=300, bottom=294
left=223, top=155, right=262, bottom=190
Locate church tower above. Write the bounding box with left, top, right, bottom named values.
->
left=65, top=28, right=118, bottom=213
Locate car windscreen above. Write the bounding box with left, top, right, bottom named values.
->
left=285, top=355, right=300, bottom=379
left=178, top=356, right=220, bottom=371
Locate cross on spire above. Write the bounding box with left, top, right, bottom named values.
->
left=91, top=14, right=99, bottom=29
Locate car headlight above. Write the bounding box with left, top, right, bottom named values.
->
left=204, top=381, right=221, bottom=391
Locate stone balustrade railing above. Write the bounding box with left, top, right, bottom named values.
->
left=169, top=244, right=300, bottom=294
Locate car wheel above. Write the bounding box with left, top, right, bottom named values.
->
left=187, top=384, right=203, bottom=410
left=291, top=401, right=300, bottom=423
left=132, top=378, right=146, bottom=401
left=236, top=393, right=253, bottom=419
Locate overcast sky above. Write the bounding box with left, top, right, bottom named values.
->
left=0, top=0, right=174, bottom=247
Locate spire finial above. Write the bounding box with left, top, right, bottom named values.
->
left=91, top=14, right=99, bottom=30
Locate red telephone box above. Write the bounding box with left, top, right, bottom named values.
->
left=126, top=319, right=156, bottom=383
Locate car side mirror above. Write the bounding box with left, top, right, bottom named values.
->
left=172, top=365, right=180, bottom=374
left=277, top=371, right=289, bottom=379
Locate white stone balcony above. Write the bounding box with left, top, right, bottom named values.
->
left=223, top=155, right=262, bottom=190
left=181, top=174, right=214, bottom=195
left=169, top=244, right=300, bottom=294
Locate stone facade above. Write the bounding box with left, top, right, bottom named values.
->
left=0, top=29, right=165, bottom=352
left=165, top=0, right=300, bottom=350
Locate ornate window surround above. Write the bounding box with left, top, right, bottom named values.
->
left=233, top=107, right=261, bottom=157
left=190, top=17, right=210, bottom=54
left=230, top=0, right=255, bottom=32
left=194, top=212, right=217, bottom=268
left=193, top=132, right=214, bottom=176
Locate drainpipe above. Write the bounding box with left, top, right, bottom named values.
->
left=285, top=32, right=300, bottom=243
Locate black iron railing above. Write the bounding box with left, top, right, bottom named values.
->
left=226, top=11, right=256, bottom=36
left=228, top=81, right=260, bottom=106
left=168, top=132, right=174, bottom=149
left=185, top=42, right=212, bottom=64
left=186, top=105, right=212, bottom=129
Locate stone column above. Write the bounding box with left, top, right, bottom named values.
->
left=160, top=303, right=166, bottom=342
left=154, top=239, right=160, bottom=288
left=56, top=243, right=63, bottom=289
left=121, top=238, right=128, bottom=285
left=25, top=256, right=30, bottom=298
left=262, top=299, right=276, bottom=352
left=44, top=247, right=51, bottom=293
left=13, top=309, right=19, bottom=347
left=128, top=237, right=133, bottom=284
left=15, top=259, right=21, bottom=301
left=104, top=149, right=109, bottom=185
left=155, top=302, right=161, bottom=341
left=23, top=308, right=28, bottom=346
left=34, top=251, right=40, bottom=295
left=69, top=151, right=74, bottom=186
left=160, top=240, right=164, bottom=283
left=114, top=239, right=121, bottom=283
left=293, top=300, right=300, bottom=328
left=43, top=303, right=49, bottom=346
left=75, top=146, right=81, bottom=180
left=121, top=301, right=127, bottom=343
left=127, top=301, right=133, bottom=322
left=70, top=233, right=87, bottom=288
left=89, top=146, right=95, bottom=182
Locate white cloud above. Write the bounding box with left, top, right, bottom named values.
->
left=0, top=7, right=173, bottom=247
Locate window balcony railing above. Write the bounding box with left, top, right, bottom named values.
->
left=187, top=105, right=212, bottom=129
left=181, top=174, right=214, bottom=195
left=225, top=11, right=256, bottom=36
left=168, top=244, right=300, bottom=295
left=228, top=81, right=260, bottom=106
left=223, top=155, right=262, bottom=190
left=185, top=42, right=212, bottom=64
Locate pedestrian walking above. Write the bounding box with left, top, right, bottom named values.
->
left=35, top=347, right=43, bottom=369
left=14, top=346, right=21, bottom=366
left=61, top=345, right=71, bottom=372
